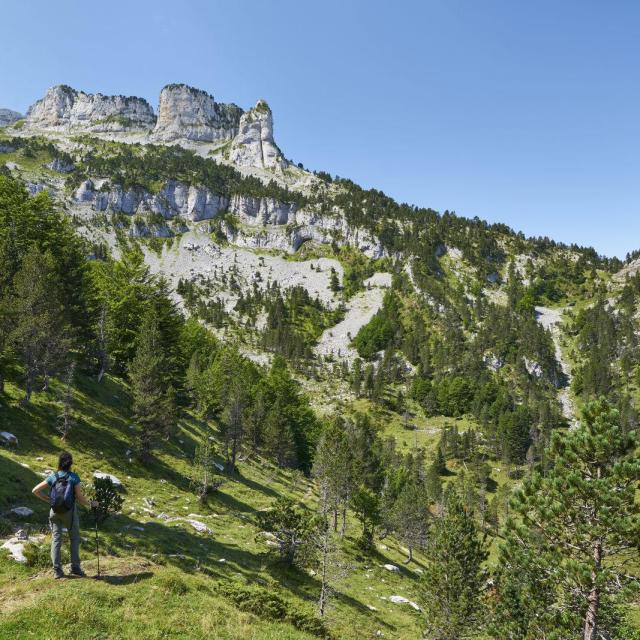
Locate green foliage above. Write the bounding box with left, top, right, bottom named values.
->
left=67, top=139, right=307, bottom=207
left=0, top=517, right=13, bottom=536
left=350, top=486, right=381, bottom=551
left=419, top=492, right=488, bottom=640
left=89, top=476, right=124, bottom=525
left=128, top=308, right=178, bottom=459
left=214, top=581, right=330, bottom=638
left=23, top=539, right=69, bottom=568
left=158, top=572, right=190, bottom=596
left=256, top=497, right=319, bottom=566
left=491, top=399, right=640, bottom=639
left=353, top=291, right=401, bottom=359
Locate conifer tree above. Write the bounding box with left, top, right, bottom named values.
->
left=7, top=247, right=71, bottom=403
left=129, top=311, right=175, bottom=460
left=419, top=492, right=487, bottom=640
left=491, top=399, right=640, bottom=640
left=390, top=480, right=430, bottom=563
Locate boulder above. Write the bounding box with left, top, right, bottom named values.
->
left=0, top=431, right=18, bottom=446
left=93, top=472, right=122, bottom=487
left=1, top=539, right=26, bottom=563
left=383, top=564, right=400, bottom=572
left=389, top=596, right=420, bottom=611
left=10, top=507, right=34, bottom=518
left=185, top=519, right=212, bottom=534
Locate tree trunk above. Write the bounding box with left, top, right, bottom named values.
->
left=333, top=507, right=338, bottom=532
left=583, top=541, right=602, bottom=640
left=22, top=368, right=34, bottom=404
left=340, top=506, right=347, bottom=538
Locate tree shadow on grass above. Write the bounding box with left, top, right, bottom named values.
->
left=0, top=454, right=49, bottom=521
left=99, top=571, right=154, bottom=586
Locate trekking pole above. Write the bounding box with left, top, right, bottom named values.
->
left=92, top=506, right=101, bottom=579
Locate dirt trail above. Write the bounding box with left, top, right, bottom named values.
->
left=535, top=306, right=577, bottom=427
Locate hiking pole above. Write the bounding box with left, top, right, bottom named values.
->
left=92, top=506, right=101, bottom=579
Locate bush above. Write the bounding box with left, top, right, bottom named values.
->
left=158, top=572, right=189, bottom=596
left=89, top=477, right=124, bottom=525
left=0, top=517, right=13, bottom=537
left=23, top=539, right=68, bottom=568
left=214, top=581, right=330, bottom=638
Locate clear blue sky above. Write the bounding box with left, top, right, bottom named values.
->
left=1, top=0, right=639, bottom=258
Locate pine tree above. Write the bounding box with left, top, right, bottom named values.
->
left=191, top=437, right=222, bottom=503
left=351, top=486, right=381, bottom=552
left=491, top=399, right=640, bottom=640
left=329, top=267, right=341, bottom=294
left=6, top=247, right=71, bottom=403
left=128, top=311, right=174, bottom=460
left=56, top=361, right=76, bottom=440
left=419, top=492, right=488, bottom=640
left=313, top=418, right=355, bottom=536
left=390, top=480, right=430, bottom=562
left=351, top=357, right=363, bottom=396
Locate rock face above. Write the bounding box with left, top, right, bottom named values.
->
left=0, top=108, right=23, bottom=127
left=25, top=85, right=156, bottom=132
left=74, top=180, right=294, bottom=225
left=152, top=84, right=242, bottom=143
left=73, top=178, right=386, bottom=258
left=23, top=84, right=289, bottom=172
left=229, top=100, right=286, bottom=170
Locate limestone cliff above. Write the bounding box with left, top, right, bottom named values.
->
left=152, top=84, right=243, bottom=143
left=229, top=100, right=286, bottom=170
left=0, top=109, right=23, bottom=127
left=25, top=85, right=156, bottom=132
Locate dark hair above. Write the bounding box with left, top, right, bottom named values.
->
left=58, top=451, right=73, bottom=472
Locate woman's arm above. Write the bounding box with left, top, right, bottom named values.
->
left=74, top=484, right=96, bottom=509
left=32, top=480, right=50, bottom=504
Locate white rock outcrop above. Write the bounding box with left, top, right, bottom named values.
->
left=152, top=84, right=242, bottom=143
left=389, top=596, right=421, bottom=611
left=26, top=85, right=156, bottom=132
left=93, top=471, right=122, bottom=487
left=229, top=100, right=286, bottom=170
left=1, top=539, right=26, bottom=563
left=0, top=108, right=23, bottom=127
left=10, top=507, right=34, bottom=518
left=0, top=431, right=18, bottom=446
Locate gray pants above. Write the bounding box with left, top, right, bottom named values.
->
left=49, top=506, right=81, bottom=572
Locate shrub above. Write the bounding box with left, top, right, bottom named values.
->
left=23, top=539, right=68, bottom=568
left=214, top=581, right=330, bottom=638
left=89, top=477, right=124, bottom=525
left=158, top=572, right=189, bottom=595
left=0, top=517, right=13, bottom=536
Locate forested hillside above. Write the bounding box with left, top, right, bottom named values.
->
left=1, top=96, right=639, bottom=640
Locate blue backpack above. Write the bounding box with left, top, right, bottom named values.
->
left=49, top=472, right=75, bottom=514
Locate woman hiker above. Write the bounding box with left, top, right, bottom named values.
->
left=31, top=451, right=97, bottom=578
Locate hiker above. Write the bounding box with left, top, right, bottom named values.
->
left=31, top=451, right=96, bottom=578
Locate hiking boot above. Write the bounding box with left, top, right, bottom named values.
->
left=69, top=568, right=86, bottom=578
left=53, top=570, right=65, bottom=579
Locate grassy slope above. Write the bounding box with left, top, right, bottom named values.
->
left=0, top=372, right=424, bottom=640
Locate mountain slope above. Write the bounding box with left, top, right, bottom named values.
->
left=1, top=83, right=639, bottom=639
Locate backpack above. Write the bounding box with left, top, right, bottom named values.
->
left=49, top=472, right=75, bottom=514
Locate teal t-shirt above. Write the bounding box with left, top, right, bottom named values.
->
left=47, top=470, right=81, bottom=488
